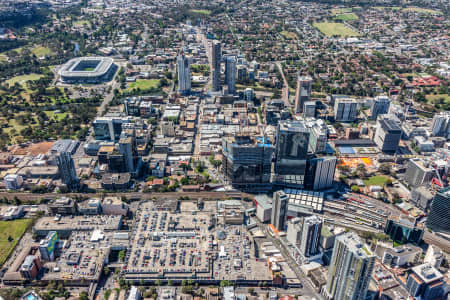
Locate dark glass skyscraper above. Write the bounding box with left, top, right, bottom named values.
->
left=274, top=121, right=310, bottom=188
left=427, top=187, right=450, bottom=234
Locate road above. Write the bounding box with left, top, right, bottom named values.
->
left=275, top=62, right=291, bottom=108
left=0, top=191, right=249, bottom=201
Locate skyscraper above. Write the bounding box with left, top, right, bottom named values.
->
left=274, top=120, right=310, bottom=188
left=299, top=215, right=322, bottom=258
left=294, top=75, right=312, bottom=114
left=221, top=135, right=274, bottom=192
left=374, top=115, right=402, bottom=153
left=56, top=151, right=78, bottom=189
left=430, top=111, right=450, bottom=138
left=323, top=232, right=375, bottom=300
left=404, top=158, right=433, bottom=188
left=427, top=186, right=450, bottom=234
left=177, top=54, right=191, bottom=94
left=225, top=56, right=236, bottom=94
left=271, top=190, right=289, bottom=231
left=370, top=96, right=391, bottom=120
left=211, top=41, right=221, bottom=92
left=304, top=156, right=337, bottom=190
left=119, top=136, right=135, bottom=173
left=334, top=98, right=358, bottom=122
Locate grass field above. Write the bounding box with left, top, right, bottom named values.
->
left=32, top=46, right=52, bottom=57
left=374, top=6, right=402, bottom=10
left=364, top=175, right=390, bottom=186
left=5, top=74, right=44, bottom=88
left=426, top=94, right=450, bottom=104
left=44, top=111, right=69, bottom=121
left=74, top=20, right=91, bottom=26
left=0, top=219, right=33, bottom=266
left=0, top=55, right=7, bottom=62
left=403, top=7, right=442, bottom=14
left=334, top=13, right=358, bottom=21
left=313, top=22, right=360, bottom=37
left=127, top=79, right=160, bottom=91
left=190, top=9, right=211, bottom=15
left=280, top=31, right=297, bottom=40
left=331, top=8, right=353, bottom=14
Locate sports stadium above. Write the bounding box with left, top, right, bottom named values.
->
left=58, top=57, right=117, bottom=84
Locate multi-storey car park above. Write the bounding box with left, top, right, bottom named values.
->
left=123, top=200, right=274, bottom=285
left=58, top=57, right=118, bottom=84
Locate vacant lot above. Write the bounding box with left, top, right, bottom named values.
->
left=127, top=79, right=160, bottom=91
left=314, top=22, right=360, bottom=37
left=364, top=175, right=390, bottom=186
left=5, top=74, right=44, bottom=88
left=334, top=13, right=358, bottom=21
left=0, top=219, right=33, bottom=266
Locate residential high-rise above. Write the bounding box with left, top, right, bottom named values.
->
left=56, top=151, right=79, bottom=189
left=304, top=156, right=337, bottom=190
left=177, top=54, right=191, bottom=94
left=225, top=56, right=236, bottom=94
left=322, top=232, right=375, bottom=300
left=119, top=137, right=135, bottom=173
left=406, top=264, right=444, bottom=300
left=430, top=111, right=450, bottom=138
left=221, top=135, right=274, bottom=192
left=427, top=186, right=450, bottom=234
left=274, top=121, right=310, bottom=188
left=299, top=215, right=322, bottom=258
left=374, top=116, right=402, bottom=153
left=211, top=41, right=221, bottom=92
left=404, top=158, right=433, bottom=188
left=271, top=190, right=289, bottom=231
left=303, top=101, right=316, bottom=118
left=370, top=96, right=391, bottom=120
left=294, top=75, right=312, bottom=113
left=334, top=98, right=358, bottom=122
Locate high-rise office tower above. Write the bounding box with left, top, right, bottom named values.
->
left=304, top=156, right=337, bottom=190
left=274, top=121, right=310, bottom=188
left=374, top=115, right=402, bottom=153
left=334, top=98, right=358, bottom=122
left=56, top=151, right=79, bottom=188
left=427, top=187, right=450, bottom=234
left=177, top=54, right=191, bottom=94
left=406, top=264, right=444, bottom=300
left=211, top=41, right=221, bottom=92
left=299, top=215, right=322, bottom=257
left=271, top=190, right=289, bottom=231
left=294, top=75, right=312, bottom=114
left=119, top=137, right=135, bottom=173
left=323, top=232, right=375, bottom=300
left=221, top=135, right=274, bottom=192
left=225, top=56, right=236, bottom=94
left=370, top=96, right=391, bottom=120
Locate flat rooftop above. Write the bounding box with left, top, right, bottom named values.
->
left=34, top=215, right=122, bottom=233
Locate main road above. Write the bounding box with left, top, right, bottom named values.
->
left=0, top=191, right=250, bottom=201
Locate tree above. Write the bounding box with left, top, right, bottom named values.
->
left=351, top=185, right=360, bottom=193
left=79, top=292, right=89, bottom=300
left=378, top=163, right=391, bottom=175
left=118, top=250, right=126, bottom=262
left=248, top=288, right=255, bottom=295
